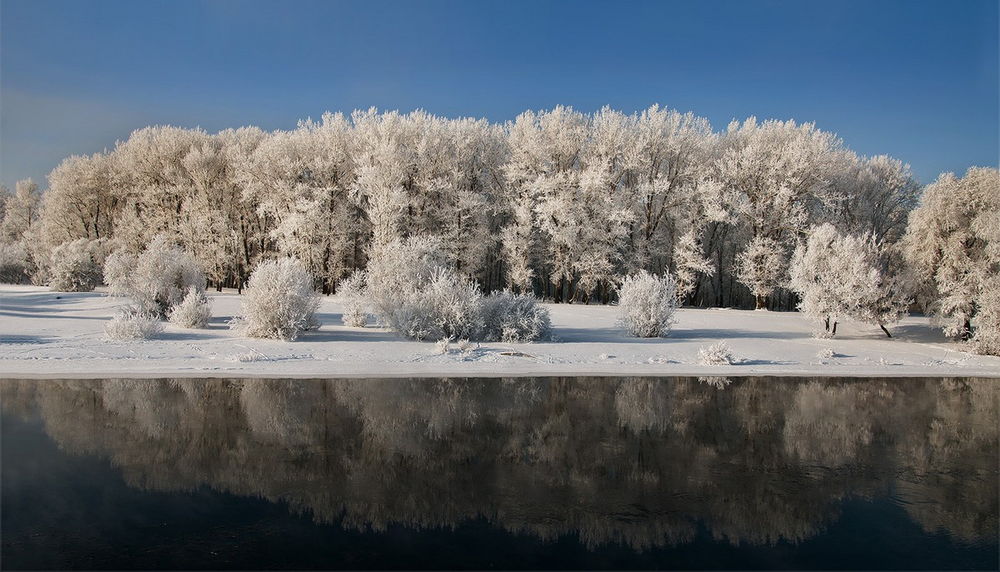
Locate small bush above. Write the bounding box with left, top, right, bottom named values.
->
left=479, top=290, right=551, bottom=342
left=168, top=287, right=212, bottom=328
left=338, top=270, right=368, bottom=327
left=231, top=258, right=320, bottom=340
left=383, top=268, right=483, bottom=341
left=104, top=308, right=163, bottom=340
left=816, top=347, right=836, bottom=359
left=49, top=239, right=104, bottom=292
left=105, top=236, right=205, bottom=316
left=434, top=337, right=452, bottom=355
left=698, top=342, right=737, bottom=365
left=617, top=271, right=678, bottom=337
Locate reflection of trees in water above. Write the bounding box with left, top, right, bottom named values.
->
left=2, top=376, right=996, bottom=550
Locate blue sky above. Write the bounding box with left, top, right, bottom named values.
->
left=1, top=0, right=997, bottom=188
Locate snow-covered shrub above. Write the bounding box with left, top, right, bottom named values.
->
left=132, top=236, right=205, bottom=315
left=168, top=287, right=212, bottom=328
left=816, top=347, right=836, bottom=359
left=365, top=237, right=448, bottom=315
left=479, top=290, right=551, bottom=342
left=456, top=339, right=475, bottom=354
left=338, top=270, right=368, bottom=327
left=105, top=236, right=205, bottom=317
left=0, top=242, right=31, bottom=284
left=434, top=337, right=452, bottom=355
left=366, top=237, right=484, bottom=341
left=103, top=249, right=137, bottom=297
left=104, top=308, right=163, bottom=340
left=382, top=268, right=484, bottom=341
left=48, top=238, right=104, bottom=292
left=698, top=342, right=736, bottom=365
left=617, top=271, right=678, bottom=338
left=231, top=258, right=320, bottom=340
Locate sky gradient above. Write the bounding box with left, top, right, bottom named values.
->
left=1, top=0, right=997, bottom=189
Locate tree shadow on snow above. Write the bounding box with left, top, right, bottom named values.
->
left=0, top=334, right=54, bottom=345
left=673, top=328, right=802, bottom=341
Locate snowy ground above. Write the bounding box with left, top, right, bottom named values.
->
left=1, top=284, right=998, bottom=379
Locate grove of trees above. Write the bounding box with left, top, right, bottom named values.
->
left=0, top=105, right=997, bottom=350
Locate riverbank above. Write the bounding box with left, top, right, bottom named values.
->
left=1, top=285, right=998, bottom=379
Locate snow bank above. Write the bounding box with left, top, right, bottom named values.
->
left=1, top=285, right=998, bottom=379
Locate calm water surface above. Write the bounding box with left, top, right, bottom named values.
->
left=1, top=376, right=997, bottom=570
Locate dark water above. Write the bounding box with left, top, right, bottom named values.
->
left=1, top=377, right=997, bottom=570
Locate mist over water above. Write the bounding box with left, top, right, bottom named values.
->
left=2, top=376, right=997, bottom=569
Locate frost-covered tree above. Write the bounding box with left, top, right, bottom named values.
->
left=1, top=179, right=42, bottom=242
left=617, top=271, right=678, bottom=337
left=789, top=224, right=846, bottom=334
left=26, top=104, right=939, bottom=311
left=239, top=115, right=356, bottom=292
left=231, top=257, right=321, bottom=340
left=903, top=167, right=1000, bottom=349
left=716, top=118, right=841, bottom=308
left=735, top=236, right=786, bottom=309
left=40, top=152, right=119, bottom=248
left=828, top=154, right=920, bottom=243
left=627, top=105, right=717, bottom=275
left=673, top=228, right=714, bottom=303
left=790, top=223, right=907, bottom=337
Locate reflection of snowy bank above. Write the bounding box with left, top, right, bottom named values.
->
left=3, top=376, right=996, bottom=550
left=1, top=285, right=999, bottom=378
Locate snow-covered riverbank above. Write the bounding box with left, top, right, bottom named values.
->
left=1, top=285, right=998, bottom=378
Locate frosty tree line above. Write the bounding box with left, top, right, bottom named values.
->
left=0, top=105, right=997, bottom=352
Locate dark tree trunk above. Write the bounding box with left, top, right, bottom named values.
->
left=879, top=324, right=892, bottom=338
left=755, top=294, right=766, bottom=310
left=961, top=318, right=972, bottom=341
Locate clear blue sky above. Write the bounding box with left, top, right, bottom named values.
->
left=1, top=0, right=997, bottom=189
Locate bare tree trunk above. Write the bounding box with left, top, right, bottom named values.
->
left=879, top=324, right=892, bottom=338
left=755, top=294, right=766, bottom=310
left=831, top=321, right=838, bottom=336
